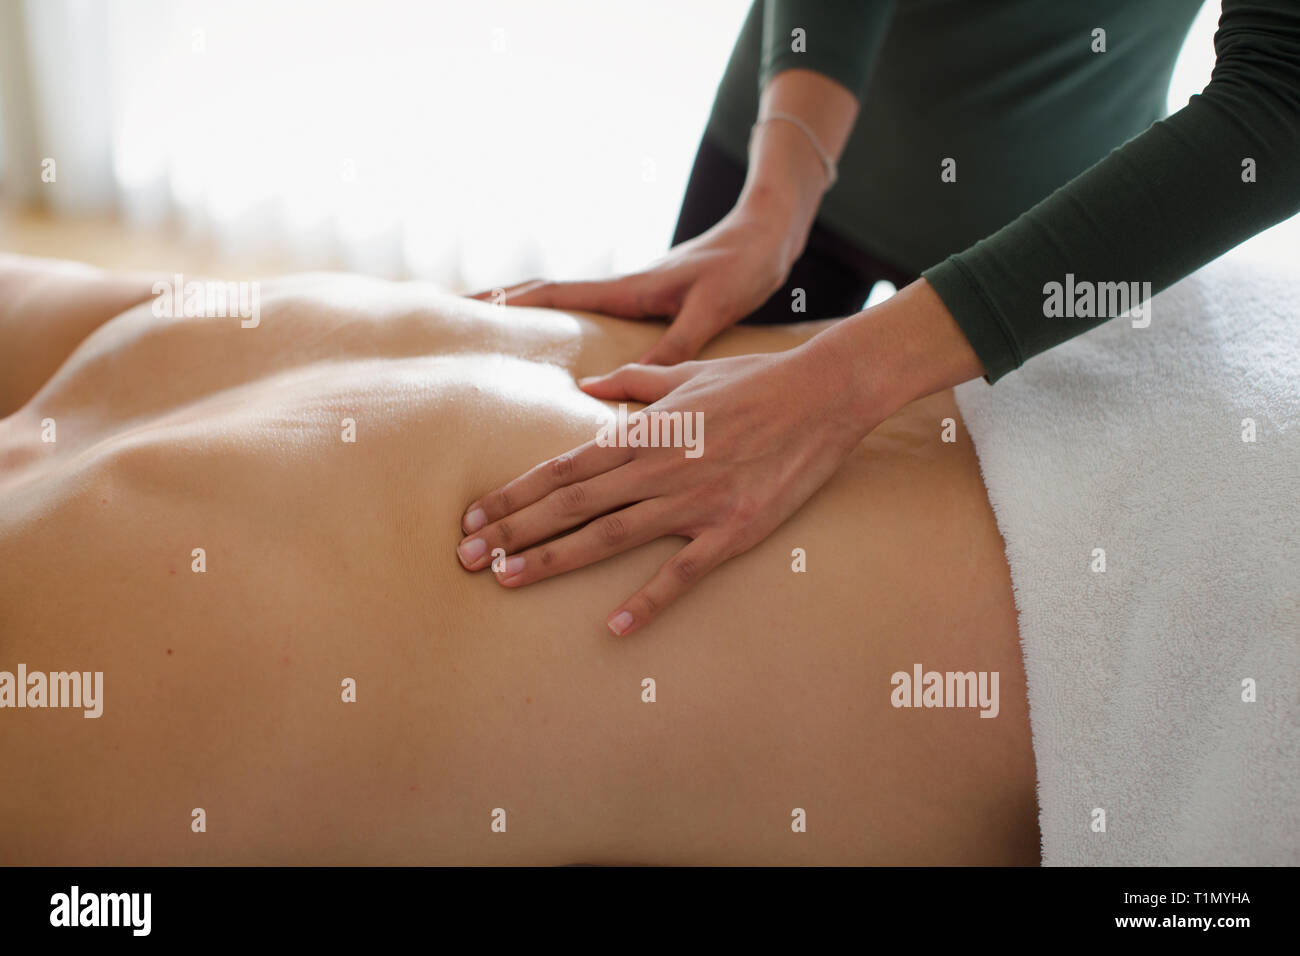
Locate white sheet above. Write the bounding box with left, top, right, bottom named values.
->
left=954, top=253, right=1300, bottom=865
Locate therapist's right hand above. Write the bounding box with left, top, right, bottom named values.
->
left=468, top=196, right=799, bottom=366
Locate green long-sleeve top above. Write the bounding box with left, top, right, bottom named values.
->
left=706, top=0, right=1300, bottom=382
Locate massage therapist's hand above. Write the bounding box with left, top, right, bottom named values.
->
left=468, top=70, right=867, bottom=363
left=455, top=279, right=986, bottom=637
left=467, top=68, right=864, bottom=364
left=469, top=195, right=800, bottom=366
left=456, top=336, right=877, bottom=636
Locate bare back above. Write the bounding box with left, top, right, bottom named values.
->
left=0, top=269, right=1038, bottom=865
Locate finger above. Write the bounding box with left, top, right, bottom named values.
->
left=505, top=276, right=659, bottom=316
left=460, top=439, right=632, bottom=535
left=576, top=362, right=694, bottom=404
left=466, top=278, right=548, bottom=302
left=493, top=497, right=681, bottom=587
left=637, top=294, right=723, bottom=365
left=605, top=533, right=730, bottom=637
left=457, top=462, right=644, bottom=571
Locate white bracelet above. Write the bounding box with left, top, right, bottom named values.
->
left=749, top=111, right=838, bottom=189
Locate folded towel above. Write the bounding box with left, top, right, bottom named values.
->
left=953, top=253, right=1300, bottom=865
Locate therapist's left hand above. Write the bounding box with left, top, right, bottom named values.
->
left=455, top=337, right=883, bottom=636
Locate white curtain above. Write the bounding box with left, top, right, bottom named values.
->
left=1, top=0, right=749, bottom=288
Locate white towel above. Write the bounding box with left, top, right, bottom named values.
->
left=953, top=253, right=1300, bottom=866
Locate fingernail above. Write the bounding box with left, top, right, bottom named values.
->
left=463, top=508, right=486, bottom=533
left=457, top=537, right=486, bottom=565
left=607, top=611, right=634, bottom=636
left=577, top=376, right=598, bottom=387
left=497, top=555, right=525, bottom=578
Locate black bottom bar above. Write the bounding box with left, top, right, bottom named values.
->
left=0, top=865, right=1281, bottom=943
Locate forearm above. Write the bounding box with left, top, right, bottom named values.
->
left=740, top=0, right=895, bottom=272
left=923, top=0, right=1300, bottom=383
left=739, top=68, right=858, bottom=272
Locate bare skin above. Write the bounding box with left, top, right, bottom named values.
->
left=0, top=254, right=1038, bottom=865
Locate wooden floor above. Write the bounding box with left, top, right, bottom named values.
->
left=1, top=204, right=334, bottom=279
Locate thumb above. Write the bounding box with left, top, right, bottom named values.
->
left=637, top=295, right=725, bottom=366
left=577, top=363, right=694, bottom=404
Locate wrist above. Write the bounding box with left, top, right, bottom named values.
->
left=724, top=182, right=805, bottom=279
left=735, top=176, right=816, bottom=275
left=803, top=278, right=986, bottom=434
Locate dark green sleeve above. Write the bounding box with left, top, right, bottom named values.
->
left=922, top=0, right=1300, bottom=383
left=760, top=0, right=897, bottom=100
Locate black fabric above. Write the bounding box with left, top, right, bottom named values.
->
left=672, top=134, right=915, bottom=325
